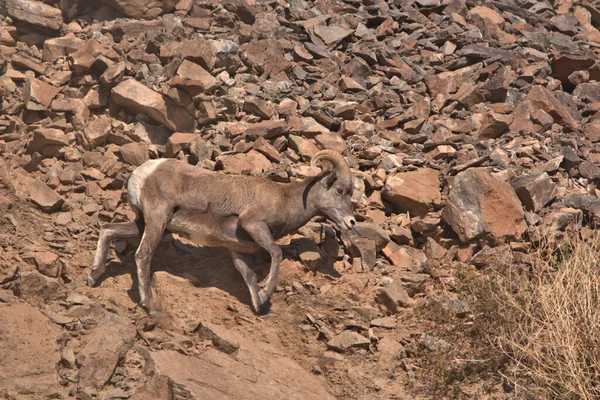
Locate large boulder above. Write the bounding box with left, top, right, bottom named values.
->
left=442, top=168, right=527, bottom=243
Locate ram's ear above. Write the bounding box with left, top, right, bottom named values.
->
left=325, top=170, right=338, bottom=189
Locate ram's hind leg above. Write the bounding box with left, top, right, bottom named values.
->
left=232, top=252, right=267, bottom=313
left=87, top=221, right=143, bottom=287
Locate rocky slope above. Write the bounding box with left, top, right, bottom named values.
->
left=1, top=0, right=600, bottom=398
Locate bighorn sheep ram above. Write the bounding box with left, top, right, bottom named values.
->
left=87, top=150, right=356, bottom=315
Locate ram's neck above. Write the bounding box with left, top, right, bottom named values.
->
left=270, top=176, right=321, bottom=239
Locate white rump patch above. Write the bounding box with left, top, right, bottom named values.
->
left=127, top=159, right=167, bottom=211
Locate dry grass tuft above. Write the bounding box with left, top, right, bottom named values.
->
left=468, top=231, right=600, bottom=399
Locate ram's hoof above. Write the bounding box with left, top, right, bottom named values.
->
left=86, top=275, right=96, bottom=287
left=254, top=290, right=271, bottom=315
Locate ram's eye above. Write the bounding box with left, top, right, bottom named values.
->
left=336, top=188, right=343, bottom=195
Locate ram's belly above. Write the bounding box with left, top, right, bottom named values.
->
left=167, top=211, right=260, bottom=253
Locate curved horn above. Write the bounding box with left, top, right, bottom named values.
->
left=311, top=150, right=352, bottom=183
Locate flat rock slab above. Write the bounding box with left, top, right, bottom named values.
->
left=78, top=314, right=137, bottom=390
left=134, top=323, right=335, bottom=400
left=112, top=79, right=195, bottom=132
left=0, top=303, right=62, bottom=396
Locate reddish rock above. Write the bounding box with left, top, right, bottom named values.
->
left=6, top=0, right=62, bottom=30
left=84, top=116, right=112, bottom=148
left=243, top=97, right=274, bottom=119
left=120, top=142, right=149, bottom=166
left=245, top=120, right=287, bottom=139
left=42, top=34, right=84, bottom=62
left=23, top=77, right=60, bottom=111
left=21, top=176, right=64, bottom=213
left=112, top=79, right=195, bottom=132
left=376, top=282, right=414, bottom=314
left=288, top=135, right=320, bottom=161
left=69, top=39, right=120, bottom=74
left=23, top=252, right=61, bottom=277
left=511, top=172, right=557, bottom=212
left=170, top=59, right=219, bottom=95
left=314, top=133, right=347, bottom=153
left=443, top=168, right=527, bottom=243
left=101, top=0, right=178, bottom=19
left=241, top=39, right=291, bottom=77
left=288, top=116, right=330, bottom=138
left=216, top=151, right=271, bottom=175
left=252, top=137, right=281, bottom=162
left=584, top=120, right=600, bottom=142
left=327, top=331, right=370, bottom=352
left=526, top=85, right=580, bottom=131
left=382, top=169, right=442, bottom=217
left=78, top=314, right=137, bottom=390
left=474, top=111, right=511, bottom=138
left=28, top=128, right=70, bottom=155
left=160, top=39, right=216, bottom=71
left=166, top=132, right=197, bottom=157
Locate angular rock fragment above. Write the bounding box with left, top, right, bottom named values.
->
left=78, top=314, right=137, bottom=390
left=120, top=142, right=149, bottom=166
left=101, top=0, right=178, bottom=19
left=84, top=115, right=112, bottom=148
left=171, top=59, right=219, bottom=95
left=6, top=0, right=62, bottom=30
left=28, top=128, right=70, bottom=156
left=22, top=251, right=61, bottom=277
left=23, top=77, right=60, bottom=111
left=21, top=176, right=64, bottom=213
left=376, top=282, right=414, bottom=314
left=443, top=168, right=527, bottom=243
left=526, top=85, right=580, bottom=131
left=216, top=151, right=271, bottom=175
left=382, top=169, right=441, bottom=217
left=13, top=271, right=68, bottom=304
left=511, top=172, right=557, bottom=212
left=166, top=132, right=196, bottom=157
left=112, top=79, right=195, bottom=132
left=327, top=331, right=370, bottom=352
left=43, top=34, right=84, bottom=62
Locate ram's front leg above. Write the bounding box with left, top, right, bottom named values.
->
left=240, top=220, right=282, bottom=312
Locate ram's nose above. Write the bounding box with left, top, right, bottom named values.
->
left=343, top=216, right=357, bottom=230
